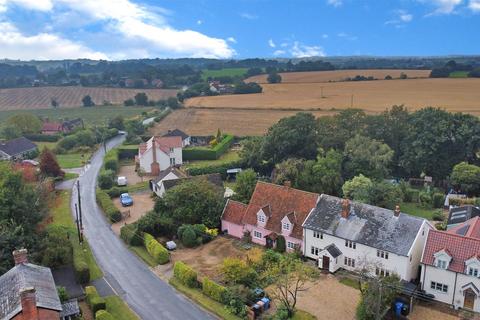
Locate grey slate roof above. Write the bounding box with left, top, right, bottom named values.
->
left=162, top=129, right=189, bottom=140
left=0, top=263, right=62, bottom=319
left=0, top=137, right=37, bottom=157
left=303, top=194, right=426, bottom=257
left=448, top=205, right=480, bottom=226
left=324, top=244, right=342, bottom=258
left=152, top=167, right=186, bottom=184
left=60, top=299, right=80, bottom=317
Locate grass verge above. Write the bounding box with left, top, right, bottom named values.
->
left=57, top=152, right=92, bottom=169
left=105, top=295, right=139, bottom=320
left=400, top=202, right=438, bottom=220
left=292, top=310, right=318, bottom=320
left=130, top=246, right=157, bottom=267
left=169, top=278, right=242, bottom=320
left=339, top=277, right=360, bottom=290
left=63, top=172, right=79, bottom=181
left=184, top=150, right=240, bottom=170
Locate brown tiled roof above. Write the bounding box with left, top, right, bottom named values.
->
left=448, top=216, right=480, bottom=238
left=242, top=182, right=319, bottom=239
left=422, top=219, right=480, bottom=273
left=42, top=122, right=62, bottom=132
left=222, top=199, right=248, bottom=225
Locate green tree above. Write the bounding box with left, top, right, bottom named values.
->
left=6, top=114, right=42, bottom=135
left=342, top=174, right=373, bottom=202
left=275, top=235, right=286, bottom=252
left=274, top=158, right=304, bottom=187
left=124, top=98, right=135, bottom=106
left=51, top=98, right=59, bottom=108
left=450, top=162, right=480, bottom=196
left=357, top=274, right=400, bottom=320
left=181, top=226, right=198, bottom=248
left=366, top=182, right=403, bottom=210
left=262, top=112, right=318, bottom=164
left=239, top=137, right=265, bottom=172
left=234, top=169, right=257, bottom=203
left=167, top=97, right=181, bottom=109
left=82, top=95, right=95, bottom=107
left=344, top=135, right=393, bottom=179
left=317, top=109, right=367, bottom=150
left=267, top=72, right=282, bottom=84
left=221, top=257, right=257, bottom=287
left=1, top=125, right=22, bottom=139
left=134, top=92, right=149, bottom=106
left=39, top=148, right=64, bottom=178
left=108, top=116, right=125, bottom=130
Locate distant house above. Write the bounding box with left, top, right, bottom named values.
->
left=137, top=136, right=183, bottom=175
left=41, top=118, right=84, bottom=135
left=303, top=196, right=432, bottom=281
left=150, top=167, right=187, bottom=197
left=421, top=217, right=480, bottom=312
left=221, top=181, right=319, bottom=252
left=0, top=137, right=37, bottom=161
left=447, top=205, right=480, bottom=229
left=162, top=129, right=191, bottom=147
left=0, top=249, right=62, bottom=320
left=151, top=79, right=164, bottom=88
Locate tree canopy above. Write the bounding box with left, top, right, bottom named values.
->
left=450, top=162, right=480, bottom=196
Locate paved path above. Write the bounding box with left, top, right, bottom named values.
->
left=70, top=136, right=215, bottom=320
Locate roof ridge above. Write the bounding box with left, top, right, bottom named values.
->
left=431, top=228, right=480, bottom=242
left=256, top=181, right=320, bottom=196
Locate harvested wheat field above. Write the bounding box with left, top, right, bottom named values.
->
left=247, top=69, right=431, bottom=83
left=0, top=86, right=177, bottom=110
left=185, top=78, right=480, bottom=114
left=150, top=108, right=336, bottom=136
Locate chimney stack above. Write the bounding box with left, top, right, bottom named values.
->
left=394, top=205, right=401, bottom=217
left=20, top=287, right=38, bottom=320
left=150, top=137, right=160, bottom=176
left=13, top=248, right=28, bottom=265
left=341, top=199, right=351, bottom=219
left=284, top=180, right=292, bottom=188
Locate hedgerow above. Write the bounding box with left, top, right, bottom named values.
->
left=183, top=134, right=234, bottom=160
left=95, top=188, right=122, bottom=222
left=173, top=261, right=198, bottom=288
left=202, top=277, right=227, bottom=303
left=144, top=233, right=169, bottom=265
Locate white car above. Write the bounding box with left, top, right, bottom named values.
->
left=117, top=176, right=128, bottom=186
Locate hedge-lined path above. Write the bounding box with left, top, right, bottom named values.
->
left=70, top=135, right=216, bottom=320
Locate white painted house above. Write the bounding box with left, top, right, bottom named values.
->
left=421, top=216, right=480, bottom=312
left=150, top=167, right=186, bottom=197
left=137, top=136, right=183, bottom=175
left=302, top=195, right=432, bottom=282
left=162, top=129, right=191, bottom=147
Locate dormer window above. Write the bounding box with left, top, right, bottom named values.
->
left=283, top=222, right=290, bottom=231
left=468, top=267, right=479, bottom=277
left=465, top=257, right=480, bottom=277
left=434, top=249, right=451, bottom=270
left=436, top=260, right=448, bottom=269
left=258, top=214, right=265, bottom=223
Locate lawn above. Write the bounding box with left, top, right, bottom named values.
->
left=292, top=310, right=318, bottom=320
left=449, top=71, right=469, bottom=78
left=129, top=246, right=157, bottom=267
left=184, top=149, right=240, bottom=170
left=339, top=277, right=360, bottom=290
left=0, top=105, right=154, bottom=125
left=35, top=141, right=58, bottom=151
left=105, top=296, right=139, bottom=320
left=201, top=68, right=248, bottom=80
left=169, top=278, right=242, bottom=320
left=56, top=152, right=92, bottom=169
left=400, top=202, right=438, bottom=220
left=63, top=172, right=79, bottom=181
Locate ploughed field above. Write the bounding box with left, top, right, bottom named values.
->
left=0, top=86, right=177, bottom=110
left=246, top=69, right=431, bottom=83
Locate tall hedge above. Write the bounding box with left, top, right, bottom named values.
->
left=187, top=160, right=243, bottom=178
left=85, top=286, right=106, bottom=314
left=173, top=261, right=198, bottom=288
left=202, top=277, right=226, bottom=303
left=96, top=188, right=122, bottom=222
left=183, top=134, right=234, bottom=160
left=104, top=149, right=119, bottom=173
left=73, top=243, right=90, bottom=284
left=95, top=310, right=115, bottom=320
left=120, top=224, right=143, bottom=246
left=144, top=233, right=169, bottom=264
left=24, top=133, right=60, bottom=142
left=118, top=146, right=138, bottom=160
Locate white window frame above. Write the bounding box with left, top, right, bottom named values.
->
left=283, top=222, right=290, bottom=231
left=436, top=259, right=448, bottom=269
left=253, top=230, right=262, bottom=239
left=345, top=240, right=356, bottom=249
left=287, top=241, right=295, bottom=250
left=377, top=250, right=389, bottom=260
left=430, top=281, right=448, bottom=293
left=468, top=267, right=479, bottom=277
left=258, top=214, right=265, bottom=224
left=311, top=246, right=319, bottom=256
left=344, top=257, right=355, bottom=267
left=170, top=157, right=176, bottom=166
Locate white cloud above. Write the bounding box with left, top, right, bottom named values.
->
left=268, top=39, right=276, bottom=48
left=327, top=0, right=343, bottom=7
left=469, top=0, right=480, bottom=11
left=240, top=12, right=258, bottom=20
left=420, top=0, right=462, bottom=15
left=227, top=37, right=236, bottom=43
left=197, top=20, right=203, bottom=25
left=0, top=22, right=107, bottom=60
left=386, top=9, right=413, bottom=25
left=273, top=50, right=286, bottom=56
left=0, top=0, right=53, bottom=12
left=322, top=34, right=329, bottom=39
left=280, top=42, right=288, bottom=48
left=337, top=32, right=358, bottom=40
left=290, top=41, right=325, bottom=58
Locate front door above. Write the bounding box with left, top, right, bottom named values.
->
left=464, top=289, right=476, bottom=310
left=322, top=256, right=330, bottom=271
left=266, top=237, right=274, bottom=249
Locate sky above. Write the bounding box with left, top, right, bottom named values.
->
left=0, top=0, right=478, bottom=60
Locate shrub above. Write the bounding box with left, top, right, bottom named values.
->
left=105, top=186, right=128, bottom=198
left=95, top=310, right=115, bottom=320
left=90, top=296, right=106, bottom=314
left=144, top=233, right=169, bottom=264
left=173, top=261, right=198, bottom=288
left=187, top=160, right=243, bottom=179
left=202, top=277, right=227, bottom=303
left=118, top=146, right=138, bottom=160
left=98, top=169, right=115, bottom=189
left=104, top=149, right=119, bottom=173
left=432, top=210, right=445, bottom=221
left=433, top=193, right=445, bottom=208
left=419, top=191, right=432, bottom=207
left=275, top=235, right=286, bottom=253
left=183, top=134, right=234, bottom=160
left=404, top=188, right=420, bottom=203
left=96, top=188, right=122, bottom=222
left=120, top=224, right=143, bottom=246
left=73, top=247, right=89, bottom=284
left=181, top=226, right=199, bottom=248
left=85, top=286, right=98, bottom=305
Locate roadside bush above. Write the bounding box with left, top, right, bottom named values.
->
left=144, top=233, right=169, bottom=264
left=98, top=169, right=115, bottom=189
left=183, top=134, right=234, bottom=160
left=96, top=189, right=122, bottom=222
left=136, top=212, right=176, bottom=238
left=173, top=261, right=198, bottom=288
left=73, top=246, right=89, bottom=284
left=41, top=225, right=73, bottom=268
left=85, top=286, right=106, bottom=314
left=85, top=286, right=98, bottom=305
left=449, top=197, right=475, bottom=206
left=95, top=310, right=115, bottom=320
left=104, top=149, right=119, bottom=173
left=433, top=193, right=445, bottom=208
left=24, top=133, right=60, bottom=142
left=181, top=226, right=199, bottom=248
left=202, top=277, right=227, bottom=303
left=120, top=224, right=143, bottom=246
left=105, top=186, right=128, bottom=198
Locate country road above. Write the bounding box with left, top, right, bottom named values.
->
left=70, top=135, right=215, bottom=320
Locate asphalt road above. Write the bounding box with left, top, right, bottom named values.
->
left=70, top=135, right=215, bottom=320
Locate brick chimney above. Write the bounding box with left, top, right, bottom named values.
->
left=284, top=180, right=292, bottom=188
left=13, top=248, right=28, bottom=265
left=150, top=137, right=160, bottom=176
left=341, top=199, right=351, bottom=219
left=394, top=205, right=401, bottom=217
left=20, top=287, right=38, bottom=320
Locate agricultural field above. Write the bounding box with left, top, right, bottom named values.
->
left=0, top=105, right=154, bottom=125
left=201, top=68, right=248, bottom=80
left=0, top=86, right=177, bottom=110
left=150, top=108, right=336, bottom=136
left=185, top=78, right=480, bottom=114
left=246, top=69, right=431, bottom=83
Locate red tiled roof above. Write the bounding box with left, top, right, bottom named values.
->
left=154, top=136, right=182, bottom=148
left=422, top=224, right=480, bottom=273
left=222, top=199, right=248, bottom=225
left=448, top=216, right=480, bottom=239
left=42, top=122, right=62, bottom=132
left=242, top=182, right=319, bottom=239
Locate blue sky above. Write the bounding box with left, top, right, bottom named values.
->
left=0, top=0, right=478, bottom=60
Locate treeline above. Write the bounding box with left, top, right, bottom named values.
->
left=430, top=60, right=480, bottom=78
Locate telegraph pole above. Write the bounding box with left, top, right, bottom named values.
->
left=75, top=204, right=83, bottom=243
left=76, top=180, right=83, bottom=230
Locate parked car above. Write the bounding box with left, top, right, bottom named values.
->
left=117, top=176, right=127, bottom=186
left=120, top=193, right=133, bottom=207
